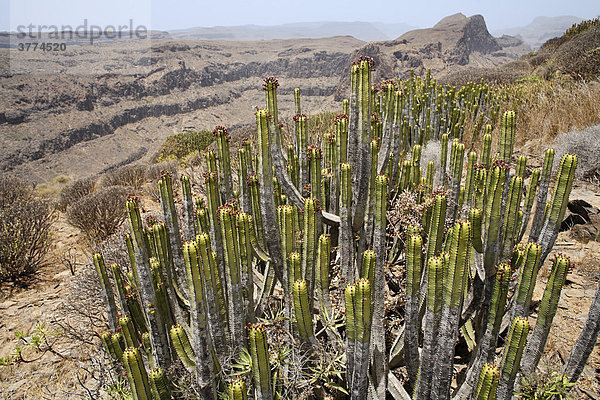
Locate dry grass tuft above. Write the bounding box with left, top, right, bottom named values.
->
left=507, top=78, right=600, bottom=146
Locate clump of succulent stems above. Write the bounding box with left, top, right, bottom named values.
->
left=93, top=60, right=598, bottom=400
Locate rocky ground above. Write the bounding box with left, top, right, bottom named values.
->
left=1, top=13, right=529, bottom=184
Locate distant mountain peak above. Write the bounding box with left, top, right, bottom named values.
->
left=433, top=13, right=468, bottom=29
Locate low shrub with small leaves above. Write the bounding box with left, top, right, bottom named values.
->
left=0, top=175, right=55, bottom=282
left=66, top=185, right=132, bottom=241
left=518, top=372, right=576, bottom=400
left=100, top=165, right=147, bottom=189
left=57, top=176, right=97, bottom=212
left=154, top=130, right=214, bottom=163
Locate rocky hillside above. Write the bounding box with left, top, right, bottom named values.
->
left=0, top=13, right=529, bottom=183
left=494, top=15, right=583, bottom=50
left=334, top=13, right=530, bottom=99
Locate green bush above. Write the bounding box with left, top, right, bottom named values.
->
left=0, top=175, right=55, bottom=282
left=154, top=130, right=214, bottom=163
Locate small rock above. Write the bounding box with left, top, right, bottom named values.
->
left=0, top=300, right=17, bottom=309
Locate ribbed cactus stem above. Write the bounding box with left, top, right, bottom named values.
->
left=449, top=141, right=465, bottom=219
left=294, top=113, right=309, bottom=193
left=339, top=163, right=354, bottom=283
left=228, top=378, right=248, bottom=400
left=405, top=234, right=423, bottom=385
left=93, top=253, right=118, bottom=331
left=111, top=332, right=125, bottom=361
left=465, top=151, right=477, bottom=204
left=294, top=87, right=301, bottom=114
left=149, top=367, right=171, bottom=400
left=158, top=173, right=187, bottom=301
left=432, top=220, right=471, bottom=399
left=119, top=315, right=139, bottom=348
left=425, top=160, right=434, bottom=193
left=414, top=256, right=444, bottom=400
left=302, top=197, right=320, bottom=309
left=183, top=241, right=217, bottom=395
left=308, top=145, right=323, bottom=202
left=498, top=111, right=516, bottom=163
left=238, top=148, right=252, bottom=214
left=350, top=279, right=372, bottom=399
left=101, top=331, right=116, bottom=360
left=196, top=233, right=228, bottom=353
left=529, top=149, right=554, bottom=242
left=376, top=80, right=397, bottom=174
left=181, top=175, right=196, bottom=241
left=350, top=57, right=374, bottom=234
left=440, top=133, right=449, bottom=185
left=427, top=194, right=447, bottom=261
left=195, top=204, right=210, bottom=235
left=371, top=174, right=388, bottom=397
left=247, top=173, right=265, bottom=247
left=316, top=234, right=333, bottom=317
left=237, top=212, right=255, bottom=326
left=169, top=324, right=195, bottom=368
left=110, top=263, right=130, bottom=317
left=141, top=332, right=154, bottom=368
left=345, top=283, right=357, bottom=390
left=123, top=347, right=151, bottom=400
left=470, top=207, right=484, bottom=253
left=500, top=175, right=523, bottom=259
left=152, top=223, right=184, bottom=327
left=361, top=249, right=376, bottom=291
left=512, top=242, right=542, bottom=319
left=256, top=108, right=286, bottom=300
left=125, top=233, right=140, bottom=287
left=126, top=196, right=171, bottom=368
left=249, top=324, right=273, bottom=400
left=515, top=155, right=527, bottom=178
left=475, top=363, right=499, bottom=400
left=293, top=279, right=315, bottom=346
left=481, top=132, right=492, bottom=169
left=483, top=163, right=507, bottom=276
left=497, top=317, right=530, bottom=400
left=521, top=254, right=571, bottom=375
left=519, top=168, right=540, bottom=241
left=539, top=154, right=577, bottom=262
left=219, top=206, right=245, bottom=346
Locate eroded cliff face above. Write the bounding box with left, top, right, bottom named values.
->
left=0, top=37, right=362, bottom=177
left=334, top=13, right=529, bottom=100
left=0, top=14, right=528, bottom=181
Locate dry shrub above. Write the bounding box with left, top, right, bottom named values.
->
left=439, top=62, right=529, bottom=87
left=144, top=160, right=179, bottom=182
left=508, top=79, right=600, bottom=144
left=100, top=164, right=147, bottom=189
left=57, top=176, right=97, bottom=212
left=0, top=175, right=55, bottom=282
left=67, top=186, right=132, bottom=241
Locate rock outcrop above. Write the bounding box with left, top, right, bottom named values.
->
left=334, top=13, right=529, bottom=100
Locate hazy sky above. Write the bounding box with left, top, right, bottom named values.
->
left=2, top=0, right=599, bottom=32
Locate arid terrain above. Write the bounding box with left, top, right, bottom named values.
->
left=1, top=13, right=530, bottom=183
left=1, top=12, right=600, bottom=400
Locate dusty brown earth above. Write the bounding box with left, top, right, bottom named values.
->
left=1, top=13, right=530, bottom=184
